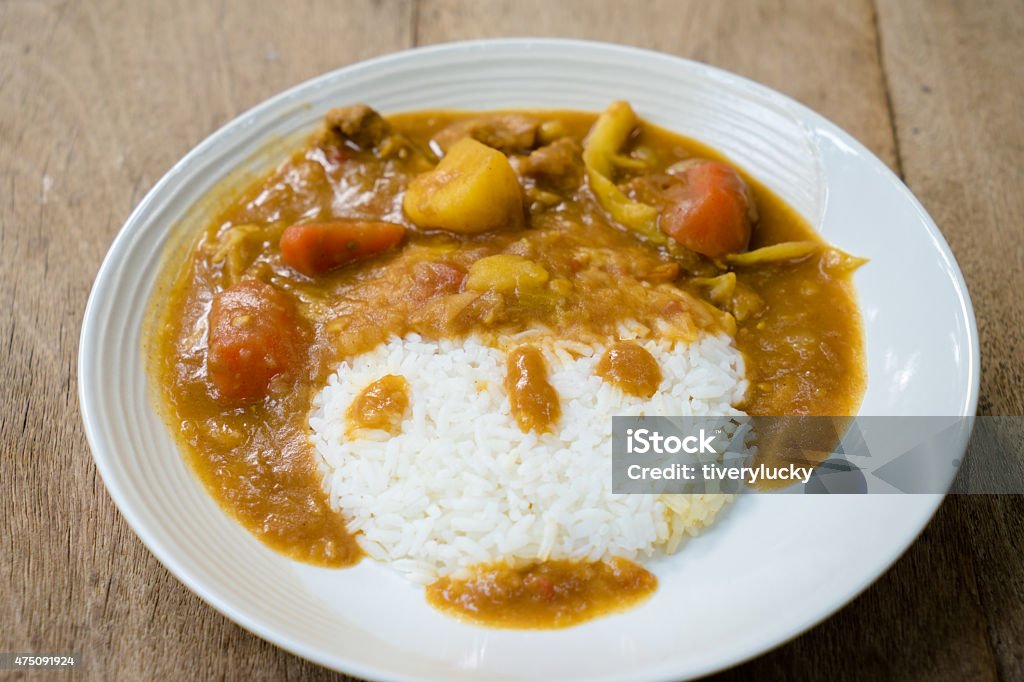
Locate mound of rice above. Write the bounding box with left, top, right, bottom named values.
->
left=310, top=330, right=747, bottom=583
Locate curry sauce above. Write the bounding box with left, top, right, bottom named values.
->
left=505, top=345, right=562, bottom=433
left=596, top=341, right=664, bottom=398
left=146, top=104, right=865, bottom=626
left=346, top=374, right=411, bottom=436
left=427, top=559, right=657, bottom=629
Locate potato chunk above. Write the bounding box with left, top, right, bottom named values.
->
left=403, top=138, right=524, bottom=234
left=466, top=254, right=549, bottom=294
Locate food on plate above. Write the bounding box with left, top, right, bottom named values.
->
left=279, top=220, right=406, bottom=276
left=403, top=137, right=525, bottom=233
left=146, top=101, right=865, bottom=627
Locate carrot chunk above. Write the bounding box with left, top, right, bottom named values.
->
left=660, top=161, right=755, bottom=258
left=279, top=220, right=405, bottom=276
left=207, top=280, right=301, bottom=404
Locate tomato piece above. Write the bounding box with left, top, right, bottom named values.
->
left=279, top=220, right=405, bottom=277
left=207, top=280, right=301, bottom=404
left=659, top=161, right=755, bottom=258
left=410, top=261, right=466, bottom=300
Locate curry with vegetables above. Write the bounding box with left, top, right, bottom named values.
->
left=146, top=101, right=865, bottom=628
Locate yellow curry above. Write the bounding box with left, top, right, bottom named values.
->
left=146, top=102, right=865, bottom=628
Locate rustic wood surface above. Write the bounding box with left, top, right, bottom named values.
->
left=1, top=0, right=1020, bottom=679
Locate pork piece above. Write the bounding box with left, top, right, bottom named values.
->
left=520, top=137, right=584, bottom=190
left=431, top=114, right=540, bottom=154
left=410, top=261, right=467, bottom=300
left=319, top=104, right=412, bottom=159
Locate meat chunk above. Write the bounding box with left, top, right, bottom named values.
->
left=319, top=104, right=412, bottom=159
left=411, top=261, right=466, bottom=300
left=431, top=114, right=540, bottom=154
left=520, top=138, right=584, bottom=190
left=323, top=105, right=389, bottom=149
left=207, top=280, right=302, bottom=404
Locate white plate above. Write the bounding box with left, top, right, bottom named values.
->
left=79, top=39, right=979, bottom=681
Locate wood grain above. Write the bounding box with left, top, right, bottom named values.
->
left=877, top=2, right=1024, bottom=680
left=1, top=0, right=1020, bottom=680
left=0, top=2, right=413, bottom=680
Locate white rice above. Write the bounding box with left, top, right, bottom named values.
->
left=310, top=329, right=747, bottom=584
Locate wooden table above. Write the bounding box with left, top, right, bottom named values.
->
left=2, top=1, right=1021, bottom=679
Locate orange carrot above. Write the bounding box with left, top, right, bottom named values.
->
left=660, top=161, right=754, bottom=258
left=280, top=220, right=405, bottom=276
left=207, top=280, right=301, bottom=404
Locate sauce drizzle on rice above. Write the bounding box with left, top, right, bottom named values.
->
left=345, top=374, right=410, bottom=436
left=596, top=341, right=663, bottom=398
left=505, top=345, right=562, bottom=433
